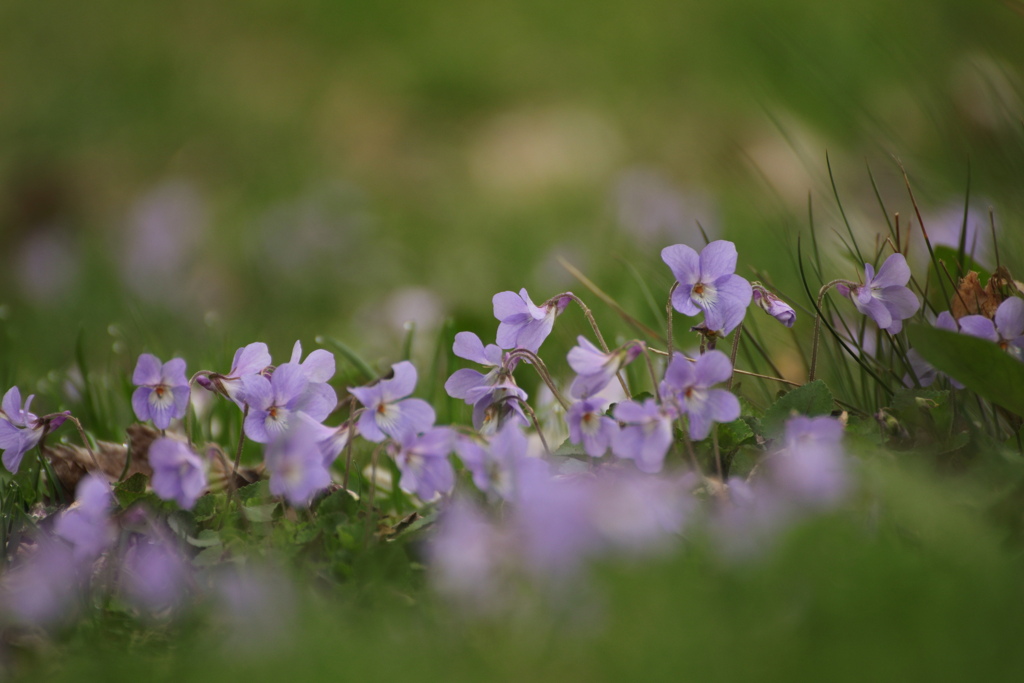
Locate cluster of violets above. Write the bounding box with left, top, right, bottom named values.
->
left=1, top=234, right=1020, bottom=627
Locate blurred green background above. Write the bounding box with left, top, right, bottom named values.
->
left=2, top=0, right=1023, bottom=381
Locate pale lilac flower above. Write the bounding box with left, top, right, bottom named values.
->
left=120, top=537, right=191, bottom=614
left=349, top=361, right=435, bottom=442
left=611, top=398, right=676, bottom=474
left=567, top=337, right=643, bottom=399
left=840, top=253, right=919, bottom=334
left=752, top=283, right=796, bottom=327
left=149, top=437, right=207, bottom=510
left=196, top=342, right=272, bottom=409
left=660, top=351, right=740, bottom=441
left=0, top=386, right=69, bottom=473
left=428, top=498, right=510, bottom=612
left=455, top=423, right=548, bottom=500
left=613, top=167, right=718, bottom=245
left=289, top=340, right=336, bottom=383
left=768, top=415, right=848, bottom=507
left=265, top=422, right=332, bottom=507
left=131, top=353, right=190, bottom=429
left=444, top=332, right=527, bottom=431
left=662, top=240, right=752, bottom=335
left=493, top=289, right=571, bottom=353
left=390, top=426, right=456, bottom=501
left=566, top=397, right=618, bottom=457
left=240, top=362, right=337, bottom=443
left=710, top=477, right=788, bottom=560
left=212, top=564, right=297, bottom=656
left=1, top=536, right=83, bottom=628
left=587, top=469, right=696, bottom=556
left=958, top=297, right=1024, bottom=360
left=54, top=474, right=116, bottom=559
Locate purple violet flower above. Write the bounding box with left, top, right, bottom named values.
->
left=839, top=253, right=919, bottom=334
left=1, top=535, right=83, bottom=628
left=149, top=437, right=207, bottom=510
left=958, top=297, right=1024, bottom=360
left=660, top=350, right=741, bottom=441
left=444, top=332, right=527, bottom=431
left=197, top=342, right=272, bottom=409
left=611, top=398, right=676, bottom=474
left=349, top=361, right=435, bottom=442
left=566, top=397, right=618, bottom=457
left=0, top=386, right=70, bottom=473
left=662, top=240, right=752, bottom=335
left=492, top=288, right=571, bottom=353
left=289, top=340, right=337, bottom=383
left=265, top=423, right=332, bottom=507
left=120, top=537, right=191, bottom=614
left=567, top=337, right=643, bottom=399
left=428, top=498, right=509, bottom=612
left=455, top=423, right=548, bottom=500
left=390, top=426, right=456, bottom=501
left=131, top=353, right=190, bottom=429
left=53, top=473, right=116, bottom=559
left=239, top=362, right=337, bottom=443
left=752, top=283, right=796, bottom=327
left=768, top=415, right=848, bottom=507
left=904, top=312, right=963, bottom=388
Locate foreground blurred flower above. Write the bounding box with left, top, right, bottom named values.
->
left=54, top=474, right=116, bottom=559
left=493, top=288, right=571, bottom=353
left=132, top=354, right=190, bottom=429
left=662, top=240, right=752, bottom=335
left=121, top=537, right=191, bottom=615
left=0, top=386, right=69, bottom=472
left=1, top=536, right=83, bottom=628
left=265, top=424, right=332, bottom=507
left=149, top=437, right=207, bottom=510
left=660, top=351, right=740, bottom=441
left=768, top=415, right=848, bottom=507
left=839, top=253, right=919, bottom=334
left=567, top=337, right=643, bottom=399
left=349, top=361, right=435, bottom=442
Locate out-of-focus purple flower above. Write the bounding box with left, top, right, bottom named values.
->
left=662, top=240, right=752, bottom=335
left=265, top=423, right=332, bottom=507
left=349, top=361, right=435, bottom=442
left=390, top=426, right=456, bottom=501
left=567, top=337, right=643, bottom=399
left=428, top=498, right=510, bottom=612
left=54, top=474, right=116, bottom=559
left=904, top=312, right=963, bottom=388
left=660, top=351, right=740, bottom=441
left=1, top=536, right=83, bottom=628
left=212, top=564, right=297, bottom=656
left=710, top=477, right=788, bottom=560
left=493, top=288, right=571, bottom=353
left=149, top=437, right=207, bottom=510
left=455, top=423, right=549, bottom=500
left=120, top=537, right=191, bottom=615
left=0, top=386, right=70, bottom=473
left=752, top=283, right=796, bottom=327
left=240, top=362, right=337, bottom=443
left=131, top=353, right=190, bottom=430
left=587, top=469, right=696, bottom=556
left=959, top=297, right=1024, bottom=360
left=612, top=167, right=718, bottom=246
left=839, top=253, right=919, bottom=334
left=15, top=226, right=81, bottom=305
left=611, top=398, right=676, bottom=473
left=566, top=397, right=618, bottom=457
left=197, top=342, right=272, bottom=409
left=445, top=332, right=527, bottom=432
left=768, top=415, right=848, bottom=507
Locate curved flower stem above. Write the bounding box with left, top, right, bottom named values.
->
left=503, top=395, right=551, bottom=456
left=506, top=349, right=569, bottom=410
left=48, top=414, right=102, bottom=471
left=666, top=282, right=679, bottom=362
left=184, top=371, right=212, bottom=448
left=809, top=279, right=856, bottom=382
left=726, top=323, right=744, bottom=391
left=547, top=291, right=629, bottom=397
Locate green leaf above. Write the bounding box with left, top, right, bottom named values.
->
left=315, top=335, right=376, bottom=382
left=186, top=529, right=222, bottom=548
left=907, top=324, right=1024, bottom=417
left=237, top=480, right=270, bottom=504
left=762, top=380, right=834, bottom=437
left=192, top=493, right=221, bottom=523
left=932, top=246, right=990, bottom=283
left=243, top=502, right=279, bottom=523
left=717, top=418, right=755, bottom=450
left=114, top=473, right=149, bottom=508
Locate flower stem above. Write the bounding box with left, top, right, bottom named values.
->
left=549, top=291, right=630, bottom=397
left=506, top=349, right=569, bottom=410
left=666, top=282, right=679, bottom=362
left=809, top=279, right=854, bottom=382
left=726, top=323, right=744, bottom=391
left=505, top=395, right=551, bottom=456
